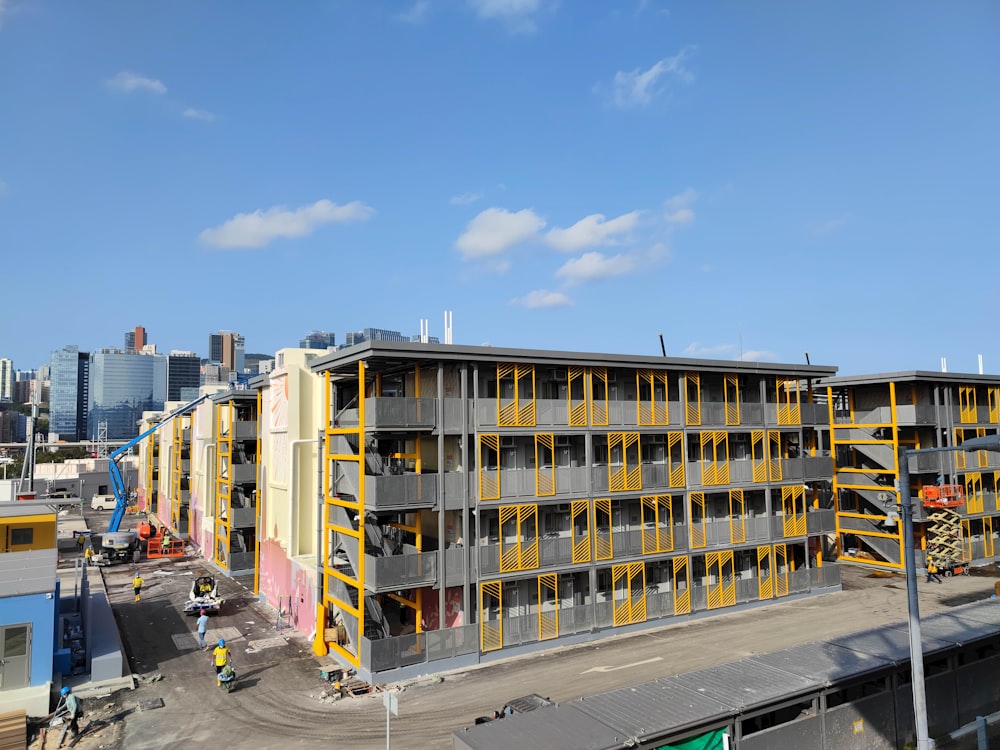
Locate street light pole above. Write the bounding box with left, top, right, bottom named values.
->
left=897, top=446, right=931, bottom=750
left=896, top=434, right=1000, bottom=750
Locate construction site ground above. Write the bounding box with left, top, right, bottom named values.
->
left=35, top=512, right=1000, bottom=749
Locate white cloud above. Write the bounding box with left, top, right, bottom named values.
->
left=450, top=191, right=483, bottom=206
left=455, top=207, right=545, bottom=258
left=199, top=199, right=375, bottom=249
left=397, top=1, right=430, bottom=23
left=0, top=180, right=8, bottom=197
left=106, top=71, right=167, bottom=95
left=739, top=350, right=778, bottom=362
left=510, top=289, right=573, bottom=308
left=682, top=342, right=777, bottom=362
left=468, top=0, right=550, bottom=33
left=664, top=188, right=697, bottom=224
left=0, top=0, right=8, bottom=30
left=555, top=251, right=637, bottom=285
left=607, top=47, right=695, bottom=108
left=183, top=107, right=216, bottom=122
left=545, top=211, right=641, bottom=252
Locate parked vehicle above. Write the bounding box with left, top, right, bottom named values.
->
left=91, top=494, right=117, bottom=511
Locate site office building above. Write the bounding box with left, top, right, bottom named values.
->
left=308, top=341, right=842, bottom=682
left=824, top=371, right=1000, bottom=572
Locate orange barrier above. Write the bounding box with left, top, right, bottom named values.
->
left=147, top=536, right=185, bottom=558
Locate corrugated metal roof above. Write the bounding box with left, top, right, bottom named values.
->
left=751, top=641, right=893, bottom=685
left=819, top=370, right=1000, bottom=386
left=885, top=601, right=1000, bottom=647
left=671, top=658, right=817, bottom=711
left=451, top=703, right=629, bottom=750
left=827, top=625, right=954, bottom=662
left=945, top=599, right=1000, bottom=628
left=573, top=679, right=733, bottom=741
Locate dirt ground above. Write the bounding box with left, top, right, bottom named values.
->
left=29, top=515, right=1000, bottom=749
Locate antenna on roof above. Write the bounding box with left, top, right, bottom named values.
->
left=658, top=333, right=666, bottom=357
left=805, top=352, right=811, bottom=365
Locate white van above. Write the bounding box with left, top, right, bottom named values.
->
left=91, top=494, right=117, bottom=511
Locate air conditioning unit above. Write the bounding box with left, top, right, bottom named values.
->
left=502, top=580, right=519, bottom=591
left=553, top=369, right=567, bottom=382
left=500, top=436, right=516, bottom=448
left=646, top=434, right=665, bottom=444
left=555, top=503, right=570, bottom=513
left=606, top=371, right=617, bottom=383
left=555, top=435, right=571, bottom=447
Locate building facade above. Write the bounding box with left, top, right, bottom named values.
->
left=49, top=345, right=89, bottom=441
left=137, top=342, right=844, bottom=684
left=824, top=371, right=1000, bottom=573
left=0, top=359, right=12, bottom=402
left=88, top=350, right=166, bottom=440
left=167, top=351, right=201, bottom=401
left=124, top=326, right=147, bottom=353
left=0, top=503, right=59, bottom=716
left=299, top=331, right=336, bottom=350
left=309, top=342, right=841, bottom=682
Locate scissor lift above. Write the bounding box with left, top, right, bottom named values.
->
left=923, top=484, right=967, bottom=574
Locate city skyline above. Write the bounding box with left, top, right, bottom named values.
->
left=1, top=3, right=997, bottom=374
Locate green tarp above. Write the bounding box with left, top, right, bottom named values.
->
left=656, top=727, right=728, bottom=750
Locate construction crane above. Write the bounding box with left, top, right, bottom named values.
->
left=93, top=394, right=209, bottom=566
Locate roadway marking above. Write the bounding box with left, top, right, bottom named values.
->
left=581, top=656, right=663, bottom=674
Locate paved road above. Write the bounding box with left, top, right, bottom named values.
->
left=60, top=521, right=1000, bottom=750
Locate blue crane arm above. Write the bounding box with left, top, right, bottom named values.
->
left=107, top=394, right=210, bottom=533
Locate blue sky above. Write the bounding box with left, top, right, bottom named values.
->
left=1, top=1, right=998, bottom=376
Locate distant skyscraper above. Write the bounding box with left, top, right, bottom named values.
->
left=344, top=328, right=406, bottom=347
left=0, top=359, right=12, bottom=402
left=201, top=362, right=231, bottom=386
left=209, top=331, right=243, bottom=372
left=124, top=326, right=147, bottom=352
left=234, top=334, right=245, bottom=375
left=50, top=345, right=90, bottom=441
left=167, top=351, right=201, bottom=401
left=88, top=350, right=166, bottom=440
left=299, top=331, right=336, bottom=350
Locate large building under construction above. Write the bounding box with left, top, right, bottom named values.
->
left=138, top=341, right=847, bottom=682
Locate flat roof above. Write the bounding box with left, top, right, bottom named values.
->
left=452, top=703, right=629, bottom=750
left=310, top=340, right=837, bottom=379
left=820, top=370, right=1000, bottom=387
left=453, top=599, right=1000, bottom=750
left=573, top=680, right=733, bottom=741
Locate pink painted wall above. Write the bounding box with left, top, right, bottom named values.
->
left=258, top=537, right=317, bottom=637
left=420, top=586, right=464, bottom=630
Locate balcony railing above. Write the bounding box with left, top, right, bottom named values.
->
left=361, top=624, right=479, bottom=674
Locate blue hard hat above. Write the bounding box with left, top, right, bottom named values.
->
left=61, top=687, right=70, bottom=696
left=218, top=639, right=225, bottom=647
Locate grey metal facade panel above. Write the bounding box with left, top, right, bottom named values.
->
left=750, top=641, right=894, bottom=685
left=311, top=340, right=838, bottom=378
left=572, top=680, right=733, bottom=741
left=451, top=704, right=629, bottom=750
left=0, top=549, right=57, bottom=596
left=671, top=658, right=819, bottom=711
left=826, top=626, right=954, bottom=662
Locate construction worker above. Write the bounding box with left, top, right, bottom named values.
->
left=196, top=609, right=209, bottom=649
left=213, top=639, right=232, bottom=685
left=84, top=546, right=93, bottom=565
left=926, top=558, right=943, bottom=584
left=133, top=571, right=145, bottom=602
left=57, top=685, right=82, bottom=743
